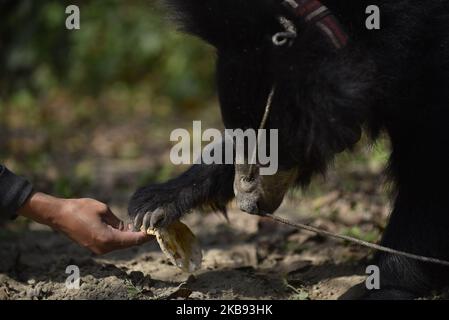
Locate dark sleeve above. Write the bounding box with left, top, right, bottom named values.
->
left=0, top=165, right=34, bottom=222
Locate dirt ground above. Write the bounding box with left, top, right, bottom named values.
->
left=0, top=160, right=403, bottom=301
left=1, top=134, right=448, bottom=300
left=0, top=208, right=368, bottom=300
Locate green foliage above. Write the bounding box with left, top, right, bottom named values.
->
left=1, top=0, right=216, bottom=106
left=0, top=0, right=218, bottom=194
left=343, top=226, right=380, bottom=243
left=137, top=163, right=178, bottom=186
left=289, top=290, right=310, bottom=300
left=283, top=278, right=310, bottom=300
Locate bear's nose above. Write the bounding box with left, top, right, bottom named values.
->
left=239, top=200, right=259, bottom=215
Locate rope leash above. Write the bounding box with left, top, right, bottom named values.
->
left=246, top=86, right=276, bottom=179
left=262, top=213, right=449, bottom=267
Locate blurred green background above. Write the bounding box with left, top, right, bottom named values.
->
left=0, top=0, right=389, bottom=208
left=0, top=0, right=223, bottom=203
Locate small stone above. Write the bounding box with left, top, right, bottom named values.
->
left=26, top=287, right=41, bottom=299
left=0, top=287, right=9, bottom=300
left=128, top=271, right=144, bottom=284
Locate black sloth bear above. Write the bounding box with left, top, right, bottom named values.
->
left=128, top=0, right=449, bottom=299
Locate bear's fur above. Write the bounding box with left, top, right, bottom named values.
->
left=129, top=0, right=449, bottom=299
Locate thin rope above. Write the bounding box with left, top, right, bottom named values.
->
left=246, top=86, right=276, bottom=179
left=262, top=213, right=449, bottom=267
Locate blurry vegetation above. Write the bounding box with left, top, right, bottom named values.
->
left=0, top=0, right=215, bottom=100
left=0, top=0, right=217, bottom=199
left=343, top=226, right=380, bottom=243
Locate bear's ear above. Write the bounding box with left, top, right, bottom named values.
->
left=164, top=0, right=283, bottom=48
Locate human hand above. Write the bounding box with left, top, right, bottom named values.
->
left=18, top=193, right=152, bottom=255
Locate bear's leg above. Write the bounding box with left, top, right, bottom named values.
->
left=361, top=188, right=449, bottom=299
left=375, top=194, right=449, bottom=298
left=342, top=185, right=449, bottom=300
left=128, top=163, right=235, bottom=229
left=354, top=38, right=449, bottom=299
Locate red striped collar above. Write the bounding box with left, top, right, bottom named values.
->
left=283, top=0, right=349, bottom=49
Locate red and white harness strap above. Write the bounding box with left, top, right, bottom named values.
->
left=284, top=0, right=349, bottom=49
